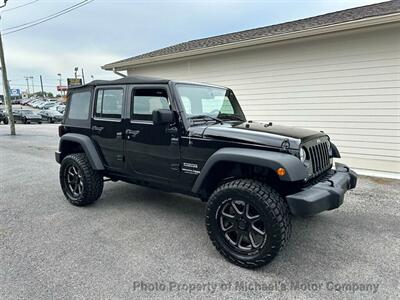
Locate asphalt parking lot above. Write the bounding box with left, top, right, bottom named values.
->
left=0, top=124, right=399, bottom=299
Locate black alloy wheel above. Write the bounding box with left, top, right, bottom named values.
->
left=218, top=200, right=267, bottom=252
left=65, top=164, right=84, bottom=199
left=60, top=153, right=103, bottom=206
left=206, top=179, right=291, bottom=268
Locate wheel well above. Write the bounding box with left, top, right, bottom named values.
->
left=199, top=161, right=282, bottom=199
left=60, top=141, right=84, bottom=161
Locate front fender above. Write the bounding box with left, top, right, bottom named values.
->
left=58, top=133, right=105, bottom=170
left=191, top=147, right=307, bottom=193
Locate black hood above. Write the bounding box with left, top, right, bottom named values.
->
left=192, top=121, right=326, bottom=150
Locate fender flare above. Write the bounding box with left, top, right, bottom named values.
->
left=192, top=147, right=307, bottom=193
left=59, top=133, right=105, bottom=170
left=331, top=142, right=341, bottom=158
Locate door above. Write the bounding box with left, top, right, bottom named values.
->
left=124, top=85, right=180, bottom=182
left=91, top=86, right=125, bottom=170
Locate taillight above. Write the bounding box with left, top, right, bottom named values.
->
left=58, top=125, right=66, bottom=137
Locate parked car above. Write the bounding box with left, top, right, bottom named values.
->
left=28, top=100, right=40, bottom=107
left=13, top=109, right=42, bottom=124
left=11, top=99, right=21, bottom=104
left=21, top=99, right=34, bottom=106
left=39, top=109, right=63, bottom=123
left=56, top=76, right=357, bottom=269
left=0, top=109, right=8, bottom=124
left=37, top=101, right=51, bottom=109
left=56, top=104, right=66, bottom=113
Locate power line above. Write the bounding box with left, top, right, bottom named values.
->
left=3, top=0, right=90, bottom=32
left=3, top=0, right=95, bottom=35
left=2, top=0, right=39, bottom=13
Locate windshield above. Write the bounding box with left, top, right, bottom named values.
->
left=176, top=84, right=246, bottom=124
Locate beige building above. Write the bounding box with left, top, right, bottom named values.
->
left=104, top=1, right=400, bottom=178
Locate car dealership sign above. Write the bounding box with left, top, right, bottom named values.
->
left=10, top=89, right=21, bottom=97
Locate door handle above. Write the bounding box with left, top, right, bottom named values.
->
left=125, top=129, right=140, bottom=139
left=92, top=125, right=104, bottom=133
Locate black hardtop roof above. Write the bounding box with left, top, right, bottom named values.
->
left=71, top=75, right=171, bottom=89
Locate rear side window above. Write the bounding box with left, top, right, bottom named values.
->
left=94, top=89, right=124, bottom=119
left=132, top=89, right=169, bottom=121
left=68, top=91, right=91, bottom=120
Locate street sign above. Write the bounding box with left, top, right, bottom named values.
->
left=57, top=85, right=68, bottom=92
left=10, top=88, right=21, bottom=97
left=67, top=78, right=82, bottom=87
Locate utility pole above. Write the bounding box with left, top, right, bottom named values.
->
left=40, top=75, right=44, bottom=97
left=24, top=76, right=30, bottom=96
left=57, top=73, right=63, bottom=97
left=0, top=0, right=15, bottom=135
left=81, top=68, right=85, bottom=84
left=29, top=76, right=34, bottom=94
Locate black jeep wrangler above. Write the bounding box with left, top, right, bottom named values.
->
left=56, top=76, right=357, bottom=268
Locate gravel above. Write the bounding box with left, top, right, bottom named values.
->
left=0, top=124, right=399, bottom=299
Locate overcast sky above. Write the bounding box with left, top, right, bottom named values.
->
left=1, top=0, right=385, bottom=95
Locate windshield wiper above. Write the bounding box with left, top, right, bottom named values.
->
left=188, top=115, right=224, bottom=124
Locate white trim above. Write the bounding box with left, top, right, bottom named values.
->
left=103, top=13, right=400, bottom=70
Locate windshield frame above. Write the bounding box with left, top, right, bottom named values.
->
left=174, top=82, right=246, bottom=128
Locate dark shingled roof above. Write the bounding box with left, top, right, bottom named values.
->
left=105, top=1, right=400, bottom=68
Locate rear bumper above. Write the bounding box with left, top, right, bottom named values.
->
left=286, top=163, right=357, bottom=216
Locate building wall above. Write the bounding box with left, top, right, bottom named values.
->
left=127, top=23, right=400, bottom=178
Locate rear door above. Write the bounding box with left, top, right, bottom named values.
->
left=91, top=85, right=126, bottom=171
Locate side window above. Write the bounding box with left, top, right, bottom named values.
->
left=132, top=89, right=169, bottom=121
left=94, top=89, right=123, bottom=119
left=69, top=90, right=91, bottom=120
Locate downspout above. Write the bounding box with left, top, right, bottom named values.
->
left=113, top=68, right=127, bottom=78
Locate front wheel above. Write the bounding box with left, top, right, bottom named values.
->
left=3, top=118, right=8, bottom=124
left=60, top=153, right=104, bottom=206
left=206, top=179, right=291, bottom=268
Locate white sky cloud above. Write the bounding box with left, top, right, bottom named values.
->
left=0, top=0, right=387, bottom=94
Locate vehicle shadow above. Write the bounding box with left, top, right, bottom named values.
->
left=92, top=181, right=361, bottom=275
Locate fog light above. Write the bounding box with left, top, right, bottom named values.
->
left=276, top=168, right=286, bottom=177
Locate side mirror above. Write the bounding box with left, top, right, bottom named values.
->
left=152, top=109, right=174, bottom=125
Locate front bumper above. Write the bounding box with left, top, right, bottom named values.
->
left=286, top=163, right=357, bottom=216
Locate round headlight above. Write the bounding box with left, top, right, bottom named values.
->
left=327, top=140, right=331, bottom=150
left=300, top=147, right=307, bottom=163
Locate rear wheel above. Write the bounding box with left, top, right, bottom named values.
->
left=206, top=179, right=291, bottom=268
left=60, top=153, right=103, bottom=206
left=3, top=118, right=8, bottom=124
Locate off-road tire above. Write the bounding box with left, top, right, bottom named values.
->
left=206, top=179, right=291, bottom=268
left=60, top=153, right=103, bottom=206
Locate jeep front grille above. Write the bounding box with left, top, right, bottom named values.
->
left=309, top=141, right=331, bottom=175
